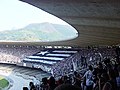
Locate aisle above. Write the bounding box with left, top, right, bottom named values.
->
left=0, top=71, right=37, bottom=90
left=8, top=74, right=33, bottom=90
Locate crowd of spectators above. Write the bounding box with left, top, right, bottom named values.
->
left=0, top=44, right=119, bottom=90
left=0, top=45, right=41, bottom=64
left=23, top=58, right=120, bottom=90
left=51, top=46, right=118, bottom=77
left=22, top=46, right=120, bottom=90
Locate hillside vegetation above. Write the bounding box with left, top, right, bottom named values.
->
left=0, top=22, right=77, bottom=42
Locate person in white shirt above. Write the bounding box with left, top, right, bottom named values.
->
left=83, top=65, right=94, bottom=90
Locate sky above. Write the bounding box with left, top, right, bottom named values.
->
left=0, top=0, right=68, bottom=31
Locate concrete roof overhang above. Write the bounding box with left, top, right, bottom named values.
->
left=7, top=0, right=120, bottom=47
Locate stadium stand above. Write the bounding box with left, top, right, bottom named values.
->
left=0, top=45, right=42, bottom=64
left=23, top=49, right=78, bottom=73
left=28, top=46, right=119, bottom=90
left=0, top=44, right=120, bottom=90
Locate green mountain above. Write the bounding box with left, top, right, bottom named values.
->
left=0, top=22, right=77, bottom=42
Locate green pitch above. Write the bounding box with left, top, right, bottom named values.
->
left=0, top=76, right=9, bottom=89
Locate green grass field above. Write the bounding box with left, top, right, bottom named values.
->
left=0, top=76, right=9, bottom=89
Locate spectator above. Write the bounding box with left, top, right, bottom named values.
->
left=102, top=69, right=117, bottom=90
left=23, top=87, right=29, bottom=90
left=98, top=73, right=109, bottom=90
left=61, top=76, right=71, bottom=84
left=73, top=71, right=81, bottom=89
left=83, top=65, right=94, bottom=90
left=116, top=65, right=120, bottom=89
left=29, top=82, right=36, bottom=90
left=40, top=77, right=49, bottom=90
left=54, top=84, right=81, bottom=90
left=49, top=76, right=57, bottom=90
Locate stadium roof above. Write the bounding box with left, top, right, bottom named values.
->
left=5, top=0, right=120, bottom=47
